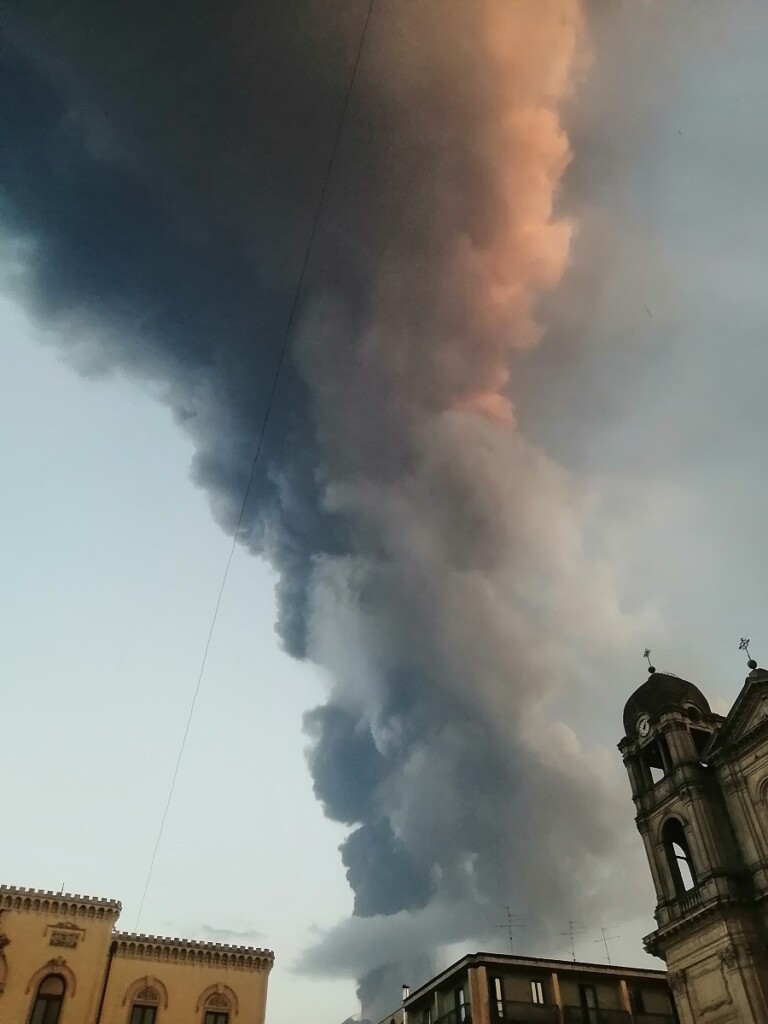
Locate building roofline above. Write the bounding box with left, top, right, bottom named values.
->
left=0, top=884, right=121, bottom=911
left=114, top=931, right=275, bottom=960
left=404, top=951, right=667, bottom=1004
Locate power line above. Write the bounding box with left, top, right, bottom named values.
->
left=134, top=0, right=378, bottom=931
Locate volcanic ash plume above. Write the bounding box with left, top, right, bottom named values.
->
left=5, top=0, right=647, bottom=1017
left=295, top=1, right=644, bottom=1014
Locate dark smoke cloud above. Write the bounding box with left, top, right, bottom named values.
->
left=5, top=1, right=656, bottom=1018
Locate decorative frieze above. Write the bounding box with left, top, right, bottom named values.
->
left=718, top=944, right=738, bottom=969
left=114, top=931, right=274, bottom=972
left=47, top=922, right=85, bottom=949
left=668, top=969, right=687, bottom=994
left=0, top=885, right=121, bottom=920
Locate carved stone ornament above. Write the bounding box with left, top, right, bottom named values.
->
left=208, top=992, right=230, bottom=1008
left=719, top=944, right=738, bottom=969
left=669, top=970, right=687, bottom=993
left=135, top=986, right=159, bottom=1004
left=50, top=931, right=79, bottom=948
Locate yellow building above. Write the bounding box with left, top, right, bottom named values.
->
left=0, top=884, right=273, bottom=1024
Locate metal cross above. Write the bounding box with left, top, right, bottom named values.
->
left=643, top=648, right=653, bottom=668
left=739, top=638, right=751, bottom=656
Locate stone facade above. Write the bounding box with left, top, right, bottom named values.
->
left=619, top=663, right=768, bottom=1023
left=0, top=884, right=273, bottom=1024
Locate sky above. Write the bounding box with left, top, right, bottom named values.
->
left=3, top=2, right=768, bottom=1022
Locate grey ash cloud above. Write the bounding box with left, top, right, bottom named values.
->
left=5, top=2, right=644, bottom=1015
left=13, top=0, right=767, bottom=1019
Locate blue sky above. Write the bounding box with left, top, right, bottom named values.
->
left=1, top=303, right=357, bottom=1020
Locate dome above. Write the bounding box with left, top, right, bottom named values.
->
left=623, top=671, right=711, bottom=738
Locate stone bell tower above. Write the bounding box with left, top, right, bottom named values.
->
left=618, top=650, right=768, bottom=1023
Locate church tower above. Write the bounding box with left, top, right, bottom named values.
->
left=618, top=652, right=768, bottom=1023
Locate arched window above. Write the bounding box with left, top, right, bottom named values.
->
left=204, top=992, right=231, bottom=1024
left=130, top=985, right=159, bottom=1024
left=29, top=974, right=65, bottom=1024
left=662, top=818, right=697, bottom=894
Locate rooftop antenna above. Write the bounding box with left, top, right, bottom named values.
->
left=740, top=638, right=758, bottom=671
left=643, top=648, right=656, bottom=674
left=593, top=927, right=620, bottom=966
left=560, top=921, right=586, bottom=963
left=496, top=906, right=524, bottom=954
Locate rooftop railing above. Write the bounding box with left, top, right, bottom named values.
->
left=434, top=1007, right=472, bottom=1024
left=498, top=1000, right=559, bottom=1023
left=562, top=1009, right=630, bottom=1024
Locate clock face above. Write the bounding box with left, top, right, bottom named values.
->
left=637, top=715, right=651, bottom=738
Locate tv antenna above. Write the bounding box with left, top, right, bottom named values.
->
left=593, top=927, right=620, bottom=966
left=496, top=906, right=524, bottom=954
left=560, top=920, right=586, bottom=962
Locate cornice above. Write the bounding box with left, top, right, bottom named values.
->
left=114, top=932, right=274, bottom=971
left=0, top=886, right=121, bottom=917
left=707, top=674, right=768, bottom=761
left=712, top=717, right=768, bottom=764
left=644, top=891, right=756, bottom=955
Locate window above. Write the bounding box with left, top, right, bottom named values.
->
left=130, top=1008, right=157, bottom=1024
left=578, top=984, right=598, bottom=1024
left=490, top=976, right=503, bottom=1017
left=629, top=988, right=646, bottom=1014
left=130, top=984, right=159, bottom=1024
left=204, top=993, right=232, bottom=1024
left=662, top=818, right=697, bottom=894
left=644, top=736, right=672, bottom=784
left=455, top=987, right=467, bottom=1023
left=530, top=981, right=545, bottom=1005
left=691, top=728, right=711, bottom=758
left=30, top=975, right=65, bottom=1024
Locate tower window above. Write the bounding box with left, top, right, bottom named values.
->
left=662, top=818, right=697, bottom=894
left=644, top=735, right=672, bottom=784
left=691, top=728, right=711, bottom=759
left=530, top=980, right=545, bottom=1004
left=30, top=974, right=65, bottom=1024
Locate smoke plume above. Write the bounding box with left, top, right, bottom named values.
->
left=5, top=1, right=650, bottom=1017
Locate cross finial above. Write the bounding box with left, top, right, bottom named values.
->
left=643, top=648, right=656, bottom=674
left=740, top=638, right=757, bottom=670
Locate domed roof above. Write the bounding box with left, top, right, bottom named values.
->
left=623, top=671, right=711, bottom=737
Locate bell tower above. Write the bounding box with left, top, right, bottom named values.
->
left=618, top=653, right=768, bottom=1023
